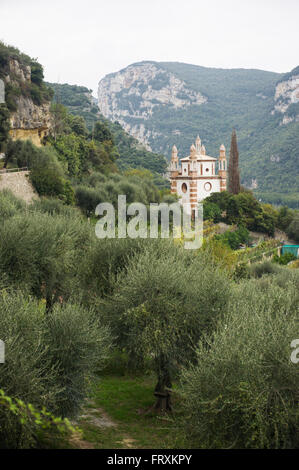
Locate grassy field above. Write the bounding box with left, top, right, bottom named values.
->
left=72, top=372, right=189, bottom=449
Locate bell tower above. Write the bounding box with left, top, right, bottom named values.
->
left=170, top=145, right=179, bottom=194
left=219, top=144, right=227, bottom=192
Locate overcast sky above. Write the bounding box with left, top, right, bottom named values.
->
left=1, top=0, right=298, bottom=95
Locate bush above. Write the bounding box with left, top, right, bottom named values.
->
left=0, top=289, right=111, bottom=447
left=78, top=237, right=149, bottom=304
left=203, top=201, right=222, bottom=222
left=273, top=252, right=297, bottom=266
left=215, top=225, right=250, bottom=250
left=42, top=302, right=111, bottom=417
left=180, top=279, right=299, bottom=448
left=0, top=212, right=93, bottom=308
left=287, top=214, right=299, bottom=243
left=0, top=389, right=75, bottom=449
left=75, top=185, right=109, bottom=216
left=30, top=197, right=81, bottom=218
left=0, top=189, right=26, bottom=219
left=249, top=260, right=281, bottom=278
left=30, top=147, right=75, bottom=204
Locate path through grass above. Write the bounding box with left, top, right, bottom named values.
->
left=73, top=374, right=189, bottom=449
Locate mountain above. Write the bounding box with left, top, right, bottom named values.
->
left=48, top=82, right=167, bottom=174
left=98, top=61, right=299, bottom=207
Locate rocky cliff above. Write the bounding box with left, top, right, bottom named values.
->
left=98, top=62, right=206, bottom=150
left=5, top=59, right=52, bottom=146
left=0, top=43, right=53, bottom=147
left=272, top=66, right=299, bottom=125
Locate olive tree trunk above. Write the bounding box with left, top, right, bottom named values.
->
left=154, top=356, right=172, bottom=412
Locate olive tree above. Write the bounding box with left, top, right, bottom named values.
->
left=0, top=212, right=93, bottom=310
left=180, top=273, right=299, bottom=448
left=102, top=240, right=230, bottom=411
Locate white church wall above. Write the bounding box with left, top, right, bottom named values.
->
left=197, top=178, right=221, bottom=200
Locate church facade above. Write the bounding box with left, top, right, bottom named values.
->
left=170, top=136, right=227, bottom=216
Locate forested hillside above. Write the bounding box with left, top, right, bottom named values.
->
left=98, top=61, right=299, bottom=207
left=48, top=82, right=167, bottom=174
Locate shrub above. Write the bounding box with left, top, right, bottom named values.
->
left=0, top=389, right=75, bottom=449
left=42, top=302, right=111, bottom=417
left=75, top=185, right=109, bottom=216
left=287, top=214, right=299, bottom=243
left=203, top=201, right=222, bottom=222
left=0, top=212, right=93, bottom=309
left=30, top=197, right=81, bottom=218
left=180, top=279, right=299, bottom=448
left=0, top=189, right=26, bottom=219
left=78, top=237, right=149, bottom=304
left=249, top=260, right=281, bottom=278
left=0, top=289, right=111, bottom=447
left=273, top=252, right=297, bottom=266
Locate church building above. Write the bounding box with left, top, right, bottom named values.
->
left=170, top=136, right=227, bottom=216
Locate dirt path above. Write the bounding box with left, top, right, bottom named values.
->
left=69, top=399, right=137, bottom=449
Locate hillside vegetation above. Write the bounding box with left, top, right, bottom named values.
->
left=48, top=82, right=167, bottom=174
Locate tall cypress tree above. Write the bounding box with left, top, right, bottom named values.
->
left=228, top=129, right=240, bottom=194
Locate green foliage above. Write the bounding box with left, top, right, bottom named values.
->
left=0, top=289, right=111, bottom=447
left=30, top=197, right=81, bottom=218
left=273, top=252, right=297, bottom=265
left=0, top=104, right=10, bottom=151
left=48, top=82, right=167, bottom=174
left=0, top=389, right=75, bottom=449
left=203, top=200, right=222, bottom=222
left=215, top=225, right=250, bottom=250
left=29, top=147, right=75, bottom=203
left=0, top=189, right=26, bottom=219
left=47, top=82, right=98, bottom=130
left=286, top=214, right=299, bottom=243
left=180, top=276, right=299, bottom=448
left=277, top=206, right=294, bottom=231
left=249, top=260, right=282, bottom=278
left=75, top=170, right=161, bottom=216
left=205, top=191, right=276, bottom=236
left=0, top=211, right=92, bottom=307
left=101, top=241, right=230, bottom=404
left=106, top=119, right=167, bottom=174
left=49, top=103, right=118, bottom=175
left=42, top=302, right=111, bottom=417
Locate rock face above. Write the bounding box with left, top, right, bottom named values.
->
left=4, top=59, right=52, bottom=146
left=98, top=62, right=207, bottom=150
left=272, top=67, right=299, bottom=125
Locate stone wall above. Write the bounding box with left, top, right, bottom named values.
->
left=0, top=171, right=38, bottom=203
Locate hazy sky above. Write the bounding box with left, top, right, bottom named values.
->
left=1, top=0, right=298, bottom=95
